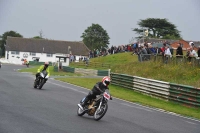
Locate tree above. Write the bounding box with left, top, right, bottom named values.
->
left=81, top=24, right=110, bottom=50
left=132, top=18, right=181, bottom=40
left=32, top=30, right=45, bottom=39
left=0, top=31, right=23, bottom=56
left=33, top=36, right=44, bottom=39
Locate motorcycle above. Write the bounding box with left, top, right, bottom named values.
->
left=77, top=89, right=112, bottom=121
left=33, top=70, right=49, bottom=89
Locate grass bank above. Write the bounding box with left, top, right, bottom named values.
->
left=56, top=77, right=200, bottom=120
left=70, top=52, right=200, bottom=87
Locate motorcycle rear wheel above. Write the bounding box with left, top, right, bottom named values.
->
left=38, top=80, right=45, bottom=89
left=77, top=107, right=85, bottom=116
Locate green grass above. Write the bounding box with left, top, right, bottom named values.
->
left=56, top=77, right=200, bottom=120
left=70, top=52, right=200, bottom=87
left=19, top=66, right=82, bottom=76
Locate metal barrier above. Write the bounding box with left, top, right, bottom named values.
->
left=54, top=66, right=109, bottom=76
left=98, top=70, right=109, bottom=76
left=62, top=66, right=75, bottom=73
left=75, top=68, right=98, bottom=75
left=133, top=76, right=170, bottom=99
left=111, top=73, right=134, bottom=89
left=169, top=83, right=200, bottom=107
left=111, top=72, right=200, bottom=107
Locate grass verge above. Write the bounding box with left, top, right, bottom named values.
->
left=56, top=77, right=200, bottom=120
left=18, top=66, right=82, bottom=76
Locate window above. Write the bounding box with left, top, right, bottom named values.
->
left=30, top=52, right=36, bottom=56
left=46, top=53, right=53, bottom=57
left=11, top=51, right=20, bottom=55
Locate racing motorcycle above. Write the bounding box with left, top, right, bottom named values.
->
left=77, top=89, right=112, bottom=121
left=33, top=70, right=49, bottom=89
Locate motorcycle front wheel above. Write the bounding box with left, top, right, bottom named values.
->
left=77, top=107, right=85, bottom=116
left=33, top=78, right=38, bottom=88
left=94, top=102, right=108, bottom=121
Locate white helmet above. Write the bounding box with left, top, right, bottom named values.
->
left=102, top=76, right=111, bottom=86
left=189, top=42, right=194, bottom=46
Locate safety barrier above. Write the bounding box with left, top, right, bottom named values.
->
left=111, top=73, right=134, bottom=89
left=75, top=68, right=98, bottom=75
left=98, top=70, right=109, bottom=76
left=62, top=66, right=75, bottom=73
left=111, top=73, right=170, bottom=99
left=169, top=83, right=200, bottom=107
left=111, top=73, right=200, bottom=107
left=54, top=66, right=109, bottom=76
left=133, top=76, right=170, bottom=99
left=29, top=61, right=53, bottom=66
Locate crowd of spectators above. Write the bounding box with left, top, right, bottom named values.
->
left=87, top=41, right=200, bottom=64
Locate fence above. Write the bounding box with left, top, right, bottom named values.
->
left=169, top=83, right=200, bottom=107
left=138, top=54, right=200, bottom=66
left=70, top=61, right=111, bottom=69
left=29, top=61, right=53, bottom=66
left=111, top=72, right=200, bottom=107
left=55, top=66, right=109, bottom=76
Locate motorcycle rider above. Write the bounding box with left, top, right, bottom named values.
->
left=35, top=62, right=50, bottom=82
left=78, top=76, right=112, bottom=110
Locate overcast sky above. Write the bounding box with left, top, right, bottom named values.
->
left=0, top=0, right=200, bottom=46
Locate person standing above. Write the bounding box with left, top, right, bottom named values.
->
left=176, top=43, right=183, bottom=63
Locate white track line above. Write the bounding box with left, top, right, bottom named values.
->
left=121, top=103, right=153, bottom=112
left=184, top=121, right=197, bottom=125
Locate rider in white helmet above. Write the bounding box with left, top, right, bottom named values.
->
left=78, top=76, right=111, bottom=110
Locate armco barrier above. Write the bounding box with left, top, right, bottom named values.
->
left=98, top=70, right=109, bottom=76
left=29, top=61, right=52, bottom=66
left=111, top=73, right=134, bottom=89
left=62, top=66, right=75, bottom=73
left=54, top=66, right=109, bottom=76
left=75, top=68, right=98, bottom=75
left=111, top=73, right=170, bottom=100
left=111, top=73, right=200, bottom=107
left=133, top=76, right=170, bottom=99
left=169, top=83, right=200, bottom=107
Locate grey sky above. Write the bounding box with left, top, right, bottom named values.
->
left=0, top=0, right=200, bottom=46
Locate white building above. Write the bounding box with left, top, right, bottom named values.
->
left=5, top=37, right=89, bottom=65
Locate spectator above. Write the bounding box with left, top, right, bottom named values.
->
left=176, top=43, right=183, bottom=56
left=164, top=46, right=172, bottom=64
left=176, top=43, right=183, bottom=63
left=197, top=46, right=200, bottom=58
left=148, top=44, right=156, bottom=54
left=137, top=44, right=148, bottom=62
left=187, top=47, right=198, bottom=63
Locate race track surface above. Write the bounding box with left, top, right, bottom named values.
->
left=0, top=64, right=199, bottom=133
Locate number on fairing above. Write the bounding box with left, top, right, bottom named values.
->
left=103, top=92, right=110, bottom=100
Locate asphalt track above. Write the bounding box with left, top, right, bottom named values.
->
left=0, top=64, right=200, bottom=133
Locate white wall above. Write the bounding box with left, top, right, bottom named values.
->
left=5, top=51, right=88, bottom=64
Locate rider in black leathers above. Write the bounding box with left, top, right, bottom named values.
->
left=78, top=76, right=111, bottom=110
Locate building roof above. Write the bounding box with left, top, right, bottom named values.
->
left=6, top=37, right=90, bottom=56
